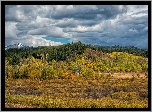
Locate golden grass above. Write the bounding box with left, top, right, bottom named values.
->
left=5, top=72, right=148, bottom=108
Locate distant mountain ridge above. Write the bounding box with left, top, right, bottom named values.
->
left=5, top=43, right=30, bottom=50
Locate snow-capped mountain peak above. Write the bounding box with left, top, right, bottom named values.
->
left=17, top=43, right=24, bottom=48
left=5, top=43, right=30, bottom=50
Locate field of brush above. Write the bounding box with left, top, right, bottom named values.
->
left=5, top=72, right=148, bottom=108
left=5, top=43, right=148, bottom=108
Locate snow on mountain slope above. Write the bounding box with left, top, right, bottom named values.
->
left=5, top=43, right=30, bottom=50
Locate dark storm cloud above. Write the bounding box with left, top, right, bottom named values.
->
left=120, top=16, right=148, bottom=25
left=114, top=12, right=148, bottom=42
left=80, top=20, right=101, bottom=27
left=5, top=5, right=46, bottom=22
left=55, top=18, right=79, bottom=28
left=5, top=12, right=22, bottom=22
left=5, top=5, right=16, bottom=13
left=16, top=21, right=39, bottom=31
left=50, top=5, right=127, bottom=20
left=5, top=5, right=27, bottom=22
left=132, top=10, right=148, bottom=15
left=56, top=22, right=78, bottom=28
left=71, top=32, right=101, bottom=38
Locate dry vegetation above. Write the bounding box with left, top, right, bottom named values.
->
left=5, top=72, right=148, bottom=108
left=5, top=45, right=148, bottom=108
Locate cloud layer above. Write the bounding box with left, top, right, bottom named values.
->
left=5, top=5, right=148, bottom=48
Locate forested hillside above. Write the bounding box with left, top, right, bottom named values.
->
left=5, top=41, right=148, bottom=79
left=5, top=41, right=148, bottom=62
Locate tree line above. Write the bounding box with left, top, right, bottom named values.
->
left=5, top=41, right=148, bottom=65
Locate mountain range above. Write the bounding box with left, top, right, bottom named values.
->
left=5, top=43, right=30, bottom=50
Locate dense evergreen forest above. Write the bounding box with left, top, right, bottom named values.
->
left=5, top=41, right=148, bottom=63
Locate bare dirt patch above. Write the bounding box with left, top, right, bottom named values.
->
left=13, top=87, right=42, bottom=96
left=111, top=72, right=147, bottom=79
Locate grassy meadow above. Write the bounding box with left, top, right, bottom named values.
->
left=5, top=72, right=148, bottom=108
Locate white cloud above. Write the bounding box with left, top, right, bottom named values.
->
left=28, top=26, right=71, bottom=38
left=5, top=5, right=148, bottom=49
left=18, top=35, right=63, bottom=47
left=5, top=22, right=19, bottom=39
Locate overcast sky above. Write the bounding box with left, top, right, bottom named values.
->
left=5, top=5, right=148, bottom=49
